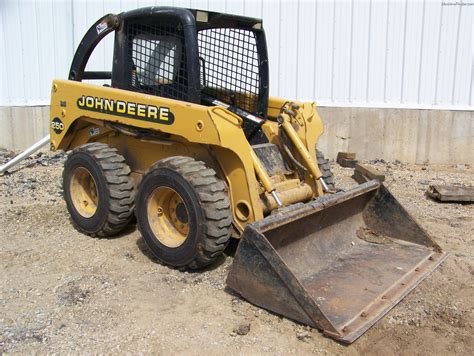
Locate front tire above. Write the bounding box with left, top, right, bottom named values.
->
left=136, top=156, right=232, bottom=269
left=63, top=142, right=135, bottom=237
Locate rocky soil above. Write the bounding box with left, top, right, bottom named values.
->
left=0, top=150, right=473, bottom=354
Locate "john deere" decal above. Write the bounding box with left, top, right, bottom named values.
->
left=77, top=95, right=174, bottom=125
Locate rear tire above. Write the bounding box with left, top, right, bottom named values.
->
left=135, top=156, right=232, bottom=269
left=63, top=142, right=135, bottom=237
left=316, top=149, right=335, bottom=190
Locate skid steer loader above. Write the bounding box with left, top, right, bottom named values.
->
left=50, top=7, right=447, bottom=343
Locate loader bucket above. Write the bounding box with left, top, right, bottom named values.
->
left=227, top=180, right=447, bottom=343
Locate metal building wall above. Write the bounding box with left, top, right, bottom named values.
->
left=0, top=0, right=473, bottom=110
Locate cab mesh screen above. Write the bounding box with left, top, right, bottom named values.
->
left=198, top=28, right=260, bottom=115
left=127, top=22, right=188, bottom=100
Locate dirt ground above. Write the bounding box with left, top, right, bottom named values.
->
left=0, top=150, right=473, bottom=355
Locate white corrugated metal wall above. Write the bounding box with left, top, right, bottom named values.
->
left=0, top=0, right=473, bottom=109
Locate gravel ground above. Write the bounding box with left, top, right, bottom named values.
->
left=0, top=151, right=473, bottom=355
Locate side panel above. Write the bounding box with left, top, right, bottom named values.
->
left=50, top=80, right=220, bottom=149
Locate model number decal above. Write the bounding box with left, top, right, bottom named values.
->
left=77, top=95, right=175, bottom=125
left=51, top=117, right=64, bottom=134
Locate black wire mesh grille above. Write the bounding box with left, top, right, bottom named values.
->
left=198, top=28, right=260, bottom=114
left=127, top=22, right=188, bottom=100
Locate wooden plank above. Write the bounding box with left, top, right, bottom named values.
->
left=354, top=163, right=385, bottom=182
left=427, top=185, right=474, bottom=202
left=338, top=158, right=358, bottom=168
left=337, top=152, right=357, bottom=160
left=337, top=152, right=358, bottom=168
left=352, top=170, right=370, bottom=184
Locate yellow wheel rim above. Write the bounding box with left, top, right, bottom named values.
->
left=70, top=167, right=98, bottom=218
left=147, top=187, right=189, bottom=248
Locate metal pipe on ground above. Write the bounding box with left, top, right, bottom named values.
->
left=0, top=135, right=50, bottom=174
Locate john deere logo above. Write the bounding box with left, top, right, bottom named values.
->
left=77, top=95, right=174, bottom=125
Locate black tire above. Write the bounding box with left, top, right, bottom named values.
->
left=63, top=142, right=135, bottom=237
left=136, top=156, right=232, bottom=269
left=316, top=149, right=335, bottom=190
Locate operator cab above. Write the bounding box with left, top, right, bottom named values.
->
left=68, top=7, right=270, bottom=142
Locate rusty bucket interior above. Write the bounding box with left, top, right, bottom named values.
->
left=227, top=180, right=447, bottom=343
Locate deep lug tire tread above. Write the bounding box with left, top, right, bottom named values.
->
left=138, top=156, right=231, bottom=269
left=63, top=142, right=135, bottom=237
left=316, top=149, right=336, bottom=190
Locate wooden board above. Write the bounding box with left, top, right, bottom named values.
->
left=337, top=152, right=356, bottom=160
left=427, top=185, right=474, bottom=202
left=337, top=152, right=358, bottom=168
left=352, top=170, right=370, bottom=184
left=354, top=163, right=385, bottom=182
left=338, top=158, right=358, bottom=168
